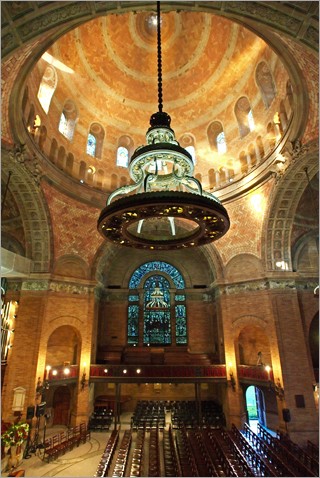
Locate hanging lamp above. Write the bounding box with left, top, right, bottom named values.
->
left=98, top=2, right=230, bottom=250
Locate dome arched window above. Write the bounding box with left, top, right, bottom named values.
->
left=256, top=61, right=276, bottom=108
left=235, top=97, right=255, bottom=138
left=58, top=100, right=77, bottom=141
left=86, top=123, right=105, bottom=158
left=207, top=121, right=227, bottom=153
left=37, top=65, right=57, bottom=114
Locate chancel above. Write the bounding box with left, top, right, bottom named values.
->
left=1, top=1, right=319, bottom=477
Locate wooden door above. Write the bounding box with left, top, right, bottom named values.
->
left=52, top=386, right=71, bottom=426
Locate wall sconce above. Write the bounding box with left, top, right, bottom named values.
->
left=228, top=371, right=236, bottom=391
left=265, top=366, right=284, bottom=400
left=81, top=371, right=87, bottom=391
left=81, top=363, right=88, bottom=391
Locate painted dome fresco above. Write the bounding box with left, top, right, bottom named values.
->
left=23, top=9, right=291, bottom=205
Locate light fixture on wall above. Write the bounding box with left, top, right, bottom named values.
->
left=228, top=371, right=236, bottom=391
left=97, top=1, right=230, bottom=250
left=81, top=371, right=87, bottom=390
left=265, top=365, right=284, bottom=400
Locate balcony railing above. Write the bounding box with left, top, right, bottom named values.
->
left=237, top=365, right=274, bottom=382
left=44, top=364, right=276, bottom=384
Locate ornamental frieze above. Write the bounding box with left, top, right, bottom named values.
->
left=217, top=278, right=317, bottom=295
left=21, top=280, right=92, bottom=295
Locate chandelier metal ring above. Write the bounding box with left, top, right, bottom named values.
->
left=98, top=191, right=230, bottom=250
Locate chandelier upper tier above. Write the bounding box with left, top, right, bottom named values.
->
left=97, top=2, right=230, bottom=250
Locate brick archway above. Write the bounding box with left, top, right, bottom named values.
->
left=262, top=141, right=318, bottom=271
left=2, top=150, right=52, bottom=273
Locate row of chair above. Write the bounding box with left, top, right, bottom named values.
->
left=43, top=423, right=90, bottom=462
left=163, top=427, right=180, bottom=477
left=128, top=429, right=145, bottom=477
left=171, top=400, right=225, bottom=429
left=94, top=429, right=119, bottom=477
left=175, top=428, right=199, bottom=476
left=148, top=427, right=160, bottom=477
left=111, top=430, right=132, bottom=477
left=89, top=407, right=113, bottom=432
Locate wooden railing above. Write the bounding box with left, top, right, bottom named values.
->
left=238, top=364, right=274, bottom=382
left=44, top=363, right=278, bottom=384
left=258, top=423, right=317, bottom=476
left=89, top=364, right=227, bottom=380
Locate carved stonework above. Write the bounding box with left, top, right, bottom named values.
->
left=17, top=3, right=91, bottom=40
left=21, top=281, right=50, bottom=291
left=217, top=278, right=317, bottom=295
left=225, top=2, right=301, bottom=33
left=21, top=280, right=92, bottom=295
left=9, top=143, right=43, bottom=186
left=49, top=282, right=90, bottom=295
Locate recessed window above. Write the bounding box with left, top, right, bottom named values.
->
left=117, top=146, right=129, bottom=167
left=86, top=123, right=105, bottom=158
left=58, top=100, right=77, bottom=141
left=208, top=121, right=227, bottom=153
left=37, top=65, right=57, bottom=114
left=256, top=61, right=276, bottom=108
left=235, top=97, right=255, bottom=138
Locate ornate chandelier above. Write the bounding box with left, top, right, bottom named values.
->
left=98, top=2, right=230, bottom=250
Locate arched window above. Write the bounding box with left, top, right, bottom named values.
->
left=128, top=261, right=187, bottom=346
left=86, top=123, right=105, bottom=158
left=235, top=97, right=255, bottom=138
left=207, top=121, right=227, bottom=153
left=255, top=61, right=276, bottom=108
left=117, top=146, right=129, bottom=167
left=217, top=132, right=227, bottom=154
left=58, top=99, right=77, bottom=141
left=87, top=133, right=96, bottom=157
left=117, top=135, right=134, bottom=167
left=179, top=134, right=196, bottom=163
left=37, top=65, right=57, bottom=114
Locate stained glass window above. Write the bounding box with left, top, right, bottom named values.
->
left=175, top=304, right=187, bottom=344
left=129, top=261, right=185, bottom=289
left=127, top=261, right=187, bottom=346
left=87, top=133, right=96, bottom=157
left=143, top=275, right=171, bottom=345
left=128, top=304, right=139, bottom=345
left=117, top=146, right=129, bottom=167
left=217, top=132, right=227, bottom=154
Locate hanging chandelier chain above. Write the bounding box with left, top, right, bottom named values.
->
left=157, top=1, right=163, bottom=113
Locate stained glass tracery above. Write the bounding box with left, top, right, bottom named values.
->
left=127, top=261, right=187, bottom=346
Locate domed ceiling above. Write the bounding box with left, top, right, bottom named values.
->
left=29, top=10, right=290, bottom=200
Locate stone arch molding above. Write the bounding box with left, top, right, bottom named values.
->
left=232, top=315, right=269, bottom=337
left=2, top=2, right=318, bottom=60
left=263, top=140, right=318, bottom=272
left=2, top=149, right=52, bottom=273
